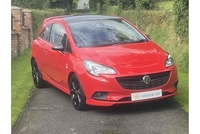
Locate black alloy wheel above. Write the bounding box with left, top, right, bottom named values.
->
left=31, top=60, right=47, bottom=88
left=69, top=74, right=86, bottom=111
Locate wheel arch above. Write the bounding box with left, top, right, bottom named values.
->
left=68, top=72, right=76, bottom=88
left=31, top=57, right=35, bottom=63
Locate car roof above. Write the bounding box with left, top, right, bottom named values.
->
left=63, top=15, right=121, bottom=23
left=43, top=14, right=122, bottom=24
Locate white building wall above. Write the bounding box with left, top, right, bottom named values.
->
left=77, top=0, right=89, bottom=9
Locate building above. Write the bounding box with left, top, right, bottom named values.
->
left=77, top=0, right=89, bottom=9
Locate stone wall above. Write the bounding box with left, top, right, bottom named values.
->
left=11, top=6, right=33, bottom=58
left=11, top=31, right=18, bottom=58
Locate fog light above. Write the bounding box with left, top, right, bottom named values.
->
left=92, top=92, right=108, bottom=100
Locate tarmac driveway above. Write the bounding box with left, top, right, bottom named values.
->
left=12, top=86, right=188, bottom=134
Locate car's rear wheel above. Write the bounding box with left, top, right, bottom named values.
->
left=31, top=60, right=48, bottom=88
left=69, top=74, right=87, bottom=111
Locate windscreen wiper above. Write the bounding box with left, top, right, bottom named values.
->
left=132, top=39, right=148, bottom=43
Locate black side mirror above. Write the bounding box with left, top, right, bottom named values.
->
left=52, top=43, right=64, bottom=50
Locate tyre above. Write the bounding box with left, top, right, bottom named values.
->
left=69, top=74, right=87, bottom=111
left=31, top=60, right=48, bottom=88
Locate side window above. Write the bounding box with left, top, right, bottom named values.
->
left=39, top=24, right=51, bottom=41
left=49, top=23, right=72, bottom=53
left=50, top=24, right=66, bottom=46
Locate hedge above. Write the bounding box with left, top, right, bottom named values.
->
left=32, top=8, right=65, bottom=39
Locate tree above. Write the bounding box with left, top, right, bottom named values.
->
left=50, top=0, right=74, bottom=13
left=89, top=0, right=97, bottom=9
left=117, top=0, right=135, bottom=10
left=12, top=0, right=50, bottom=9
left=97, top=0, right=105, bottom=13
left=135, top=0, right=157, bottom=10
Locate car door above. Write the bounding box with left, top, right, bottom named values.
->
left=48, top=23, right=71, bottom=86
left=37, top=24, right=53, bottom=76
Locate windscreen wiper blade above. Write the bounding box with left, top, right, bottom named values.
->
left=91, top=43, right=114, bottom=47
left=133, top=39, right=148, bottom=43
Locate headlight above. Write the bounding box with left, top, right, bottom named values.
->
left=83, top=60, right=116, bottom=76
left=165, top=53, right=174, bottom=67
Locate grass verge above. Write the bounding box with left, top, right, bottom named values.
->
left=11, top=47, right=34, bottom=128
left=157, top=1, right=174, bottom=11
left=175, top=71, right=189, bottom=113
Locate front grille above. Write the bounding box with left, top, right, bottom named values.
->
left=115, top=71, right=170, bottom=90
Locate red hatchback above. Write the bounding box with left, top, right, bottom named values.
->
left=31, top=15, right=178, bottom=111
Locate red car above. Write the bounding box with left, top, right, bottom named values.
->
left=31, top=15, right=178, bottom=111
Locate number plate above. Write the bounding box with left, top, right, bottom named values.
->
left=131, top=89, right=162, bottom=101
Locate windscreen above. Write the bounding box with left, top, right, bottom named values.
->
left=68, top=19, right=147, bottom=48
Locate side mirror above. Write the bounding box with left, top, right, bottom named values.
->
left=52, top=43, right=64, bottom=50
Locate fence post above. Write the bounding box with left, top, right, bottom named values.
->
left=11, top=6, right=33, bottom=58
left=22, top=9, right=33, bottom=47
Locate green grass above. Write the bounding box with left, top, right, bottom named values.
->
left=175, top=71, right=189, bottom=113
left=147, top=21, right=188, bottom=74
left=145, top=13, right=189, bottom=113
left=157, top=1, right=174, bottom=11
left=11, top=47, right=34, bottom=128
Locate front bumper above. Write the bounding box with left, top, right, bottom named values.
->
left=86, top=89, right=177, bottom=106
left=78, top=66, right=178, bottom=106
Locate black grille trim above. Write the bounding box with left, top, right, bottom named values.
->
left=116, top=71, right=170, bottom=90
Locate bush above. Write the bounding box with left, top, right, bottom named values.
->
left=102, top=5, right=188, bottom=72
left=32, top=9, right=65, bottom=39
left=108, top=0, right=118, bottom=6
left=135, top=0, right=158, bottom=10
left=174, top=0, right=189, bottom=43
left=11, top=0, right=50, bottom=9
left=178, top=51, right=189, bottom=73
left=117, top=0, right=135, bottom=10
left=89, top=0, right=97, bottom=9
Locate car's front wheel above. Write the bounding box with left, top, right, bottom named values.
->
left=31, top=59, right=48, bottom=88
left=69, top=74, right=87, bottom=111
